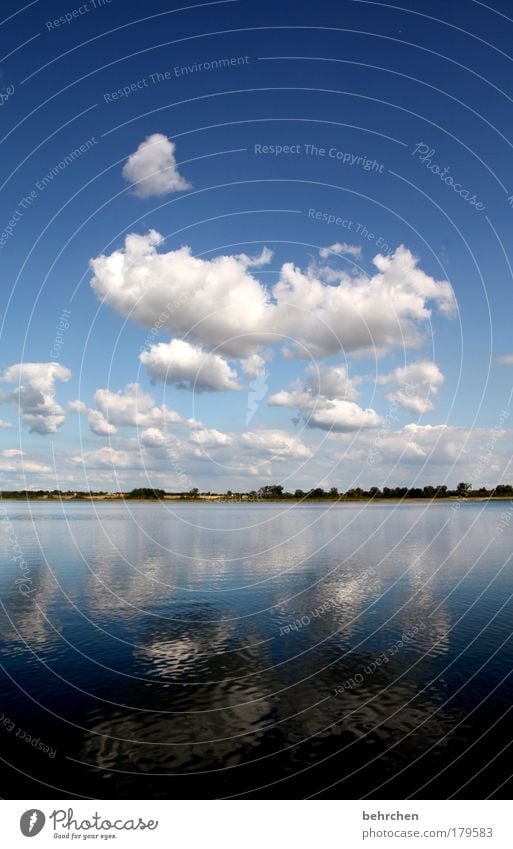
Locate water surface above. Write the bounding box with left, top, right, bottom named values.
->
left=1, top=500, right=512, bottom=798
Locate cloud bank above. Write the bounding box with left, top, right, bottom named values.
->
left=90, top=234, right=456, bottom=363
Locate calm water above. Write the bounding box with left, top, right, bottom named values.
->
left=1, top=500, right=513, bottom=799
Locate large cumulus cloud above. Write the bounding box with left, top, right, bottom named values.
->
left=90, top=233, right=456, bottom=363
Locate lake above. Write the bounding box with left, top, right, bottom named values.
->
left=1, top=500, right=512, bottom=799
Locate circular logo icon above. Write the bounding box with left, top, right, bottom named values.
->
left=20, top=810, right=46, bottom=837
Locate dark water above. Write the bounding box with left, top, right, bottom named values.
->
left=1, top=500, right=513, bottom=799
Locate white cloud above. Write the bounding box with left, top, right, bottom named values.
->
left=1, top=362, right=71, bottom=434
left=0, top=448, right=50, bottom=476
left=69, top=400, right=117, bottom=436
left=269, top=362, right=381, bottom=432
left=143, top=423, right=310, bottom=463
left=240, top=429, right=312, bottom=460
left=94, top=383, right=183, bottom=428
left=321, top=423, right=513, bottom=490
left=70, top=383, right=185, bottom=435
left=241, top=353, right=267, bottom=380
left=273, top=246, right=456, bottom=358
left=140, top=339, right=241, bottom=391
left=189, top=427, right=234, bottom=448
left=90, top=232, right=273, bottom=357
left=392, top=423, right=466, bottom=463
left=236, top=247, right=274, bottom=267
left=122, top=134, right=191, bottom=198
left=378, top=360, right=445, bottom=414
left=21, top=460, right=52, bottom=473
left=139, top=427, right=175, bottom=448
left=305, top=400, right=383, bottom=432
left=71, top=423, right=312, bottom=486
left=72, top=446, right=140, bottom=469
left=304, top=363, right=360, bottom=401
left=497, top=353, right=513, bottom=365
left=46, top=411, right=513, bottom=492
left=351, top=423, right=470, bottom=465
left=91, top=236, right=456, bottom=363
left=319, top=242, right=362, bottom=259
left=0, top=420, right=12, bottom=429
left=1, top=362, right=70, bottom=395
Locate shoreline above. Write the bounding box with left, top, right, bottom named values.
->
left=1, top=496, right=512, bottom=504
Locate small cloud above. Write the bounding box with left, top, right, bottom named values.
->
left=0, top=362, right=71, bottom=434
left=140, top=339, right=241, bottom=392
left=268, top=363, right=381, bottom=432
left=378, top=360, right=444, bottom=415
left=69, top=400, right=117, bottom=436
left=497, top=354, right=513, bottom=365
left=122, top=134, right=191, bottom=198
left=0, top=448, right=50, bottom=475
left=70, top=383, right=184, bottom=436
left=236, top=247, right=273, bottom=268
left=319, top=242, right=362, bottom=259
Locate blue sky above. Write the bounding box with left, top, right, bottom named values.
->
left=1, top=0, right=513, bottom=491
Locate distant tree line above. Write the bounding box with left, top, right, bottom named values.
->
left=125, top=488, right=166, bottom=500
left=2, top=483, right=513, bottom=501
left=247, top=482, right=513, bottom=500
left=205, top=482, right=513, bottom=500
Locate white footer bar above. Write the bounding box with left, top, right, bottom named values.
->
left=2, top=799, right=509, bottom=848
